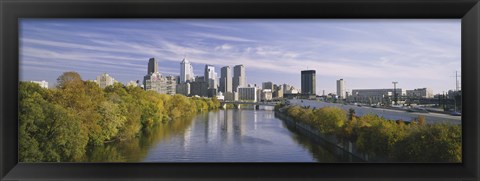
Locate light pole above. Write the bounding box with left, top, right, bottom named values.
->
left=392, top=81, right=398, bottom=105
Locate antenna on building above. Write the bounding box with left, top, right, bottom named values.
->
left=182, top=47, right=187, bottom=60
left=450, top=71, right=461, bottom=91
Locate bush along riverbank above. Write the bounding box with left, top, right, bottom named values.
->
left=274, top=104, right=461, bottom=162
left=19, top=72, right=220, bottom=162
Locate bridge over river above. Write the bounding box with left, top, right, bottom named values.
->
left=219, top=101, right=278, bottom=109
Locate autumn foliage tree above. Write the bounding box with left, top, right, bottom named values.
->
left=19, top=72, right=220, bottom=162
left=282, top=105, right=461, bottom=162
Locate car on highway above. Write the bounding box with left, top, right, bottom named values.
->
left=406, top=107, right=429, bottom=113
left=450, top=111, right=462, bottom=116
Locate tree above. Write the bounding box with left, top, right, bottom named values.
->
left=170, top=94, right=195, bottom=118
left=19, top=71, right=241, bottom=162
left=56, top=71, right=83, bottom=89
left=19, top=83, right=47, bottom=162
left=54, top=72, right=104, bottom=146
left=314, top=107, right=346, bottom=135
left=348, top=108, right=356, bottom=121
left=19, top=82, right=88, bottom=162
left=392, top=123, right=461, bottom=162
left=286, top=106, right=303, bottom=120
left=95, top=101, right=127, bottom=144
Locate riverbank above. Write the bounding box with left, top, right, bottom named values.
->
left=275, top=104, right=462, bottom=162
left=275, top=110, right=368, bottom=162
left=19, top=77, right=221, bottom=162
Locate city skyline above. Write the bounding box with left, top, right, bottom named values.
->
left=20, top=19, right=461, bottom=94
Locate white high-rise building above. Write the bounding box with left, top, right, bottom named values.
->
left=233, top=64, right=246, bottom=92
left=337, top=79, right=346, bottom=99
left=204, top=65, right=218, bottom=89
left=96, top=73, right=116, bottom=89
left=180, top=57, right=194, bottom=83
left=220, top=66, right=232, bottom=93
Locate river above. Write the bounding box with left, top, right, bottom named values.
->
left=85, top=108, right=362, bottom=162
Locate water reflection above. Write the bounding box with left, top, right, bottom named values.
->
left=84, top=115, right=195, bottom=162
left=85, top=109, right=358, bottom=162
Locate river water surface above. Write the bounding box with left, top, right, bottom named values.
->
left=86, top=108, right=361, bottom=162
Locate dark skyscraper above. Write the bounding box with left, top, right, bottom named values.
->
left=148, top=58, right=158, bottom=74
left=301, top=70, right=316, bottom=95
left=220, top=66, right=232, bottom=93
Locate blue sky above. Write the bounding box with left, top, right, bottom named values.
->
left=20, top=19, right=460, bottom=95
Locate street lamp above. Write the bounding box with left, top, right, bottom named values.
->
left=392, top=81, right=398, bottom=105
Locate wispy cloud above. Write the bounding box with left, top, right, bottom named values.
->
left=191, top=32, right=257, bottom=42
left=20, top=19, right=460, bottom=94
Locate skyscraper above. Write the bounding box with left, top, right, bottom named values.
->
left=337, top=79, right=346, bottom=99
left=148, top=58, right=158, bottom=75
left=220, top=66, right=232, bottom=93
left=180, top=57, right=194, bottom=83
left=233, top=64, right=246, bottom=92
left=301, top=70, right=316, bottom=95
left=143, top=58, right=176, bottom=95
left=204, top=64, right=218, bottom=89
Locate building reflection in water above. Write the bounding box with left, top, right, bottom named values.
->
left=181, top=117, right=194, bottom=153
left=253, top=109, right=258, bottom=130
left=219, top=109, right=234, bottom=143
left=210, top=111, right=218, bottom=143
left=134, top=108, right=349, bottom=162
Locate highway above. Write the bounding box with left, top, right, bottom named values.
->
left=288, top=99, right=461, bottom=125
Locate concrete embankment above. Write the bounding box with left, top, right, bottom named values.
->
left=275, top=110, right=377, bottom=162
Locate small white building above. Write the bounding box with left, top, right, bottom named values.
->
left=261, top=89, right=273, bottom=101
left=216, top=92, right=225, bottom=101
left=126, top=80, right=139, bottom=87
left=96, top=73, right=116, bottom=89
left=350, top=88, right=406, bottom=104
left=30, top=80, right=48, bottom=89
left=406, top=88, right=433, bottom=98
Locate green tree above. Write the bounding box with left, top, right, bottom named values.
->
left=53, top=72, right=102, bottom=146
left=56, top=71, right=83, bottom=89
left=314, top=107, right=346, bottom=135
left=19, top=82, right=88, bottom=162
left=348, top=108, right=356, bottom=121
left=392, top=123, right=461, bottom=162
left=95, top=101, right=127, bottom=144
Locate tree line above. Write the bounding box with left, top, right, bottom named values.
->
left=19, top=72, right=220, bottom=162
left=277, top=104, right=461, bottom=162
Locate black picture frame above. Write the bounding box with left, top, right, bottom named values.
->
left=1, top=0, right=479, bottom=180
